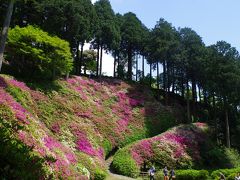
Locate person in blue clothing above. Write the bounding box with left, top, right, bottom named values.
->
left=149, top=166, right=156, bottom=180
left=163, top=166, right=169, bottom=180
left=169, top=168, right=175, bottom=180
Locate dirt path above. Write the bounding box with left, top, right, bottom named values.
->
left=105, top=156, right=136, bottom=180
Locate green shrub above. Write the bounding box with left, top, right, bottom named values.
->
left=224, top=148, right=240, bottom=167
left=211, top=168, right=240, bottom=180
left=155, top=171, right=164, bottom=180
left=94, top=169, right=107, bottom=180
left=226, top=173, right=236, bottom=180
left=111, top=148, right=139, bottom=178
left=7, top=25, right=73, bottom=79
left=175, top=169, right=209, bottom=180
left=206, top=147, right=240, bottom=168
left=155, top=169, right=209, bottom=180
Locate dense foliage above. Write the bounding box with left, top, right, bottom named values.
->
left=6, top=25, right=73, bottom=79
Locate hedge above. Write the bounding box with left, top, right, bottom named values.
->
left=211, top=167, right=240, bottom=180
left=155, top=169, right=209, bottom=180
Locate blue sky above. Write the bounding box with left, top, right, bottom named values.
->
left=91, top=0, right=240, bottom=76
left=109, top=0, right=240, bottom=50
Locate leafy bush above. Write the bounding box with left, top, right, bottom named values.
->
left=211, top=168, right=240, bottom=180
left=7, top=25, right=73, bottom=79
left=155, top=169, right=209, bottom=180
left=175, top=169, right=209, bottom=180
left=226, top=173, right=237, bottom=180
left=206, top=147, right=240, bottom=168
left=94, top=168, right=107, bottom=180
left=224, top=148, right=240, bottom=167
left=111, top=148, right=139, bottom=178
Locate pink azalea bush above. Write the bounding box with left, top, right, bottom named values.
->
left=112, top=123, right=209, bottom=177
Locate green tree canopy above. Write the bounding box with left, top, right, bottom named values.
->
left=7, top=25, right=73, bottom=79
left=120, top=12, right=145, bottom=80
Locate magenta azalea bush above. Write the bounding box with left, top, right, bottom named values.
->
left=112, top=123, right=209, bottom=177
left=0, top=75, right=176, bottom=179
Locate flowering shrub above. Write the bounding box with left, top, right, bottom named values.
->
left=155, top=169, right=210, bottom=180
left=0, top=75, right=179, bottom=179
left=112, top=123, right=209, bottom=177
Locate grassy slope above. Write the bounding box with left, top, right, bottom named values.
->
left=0, top=75, right=176, bottom=179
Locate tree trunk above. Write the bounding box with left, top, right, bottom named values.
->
left=75, top=41, right=80, bottom=74
left=79, top=42, right=84, bottom=75
left=0, top=0, right=14, bottom=72
left=84, top=66, right=87, bottom=75
left=192, top=78, right=197, bottom=102
left=117, top=52, right=120, bottom=78
left=198, top=85, right=201, bottom=103
left=142, top=55, right=144, bottom=79
left=172, top=68, right=175, bottom=93
left=203, top=89, right=207, bottom=106
left=96, top=44, right=100, bottom=77
left=212, top=93, right=217, bottom=141
left=127, top=44, right=132, bottom=80
left=163, top=60, right=168, bottom=105
left=157, top=62, right=159, bottom=89
left=192, top=78, right=197, bottom=120
left=100, top=44, right=103, bottom=77
left=167, top=61, right=170, bottom=92
left=136, top=54, right=138, bottom=81
left=163, top=60, right=166, bottom=91
left=186, top=80, right=191, bottom=122
left=181, top=71, right=185, bottom=98
left=113, top=52, right=116, bottom=77
left=150, top=62, right=152, bottom=87
left=224, top=96, right=231, bottom=148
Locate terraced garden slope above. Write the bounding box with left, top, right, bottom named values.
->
left=0, top=75, right=176, bottom=179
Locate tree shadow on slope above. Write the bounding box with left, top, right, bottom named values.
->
left=25, top=79, right=63, bottom=94
left=125, top=82, right=178, bottom=138
left=97, top=77, right=181, bottom=139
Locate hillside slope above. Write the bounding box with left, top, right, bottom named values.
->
left=0, top=75, right=176, bottom=179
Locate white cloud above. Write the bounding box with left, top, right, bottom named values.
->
left=91, top=0, right=97, bottom=4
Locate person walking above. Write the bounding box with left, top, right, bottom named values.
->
left=149, top=166, right=156, bottom=180
left=169, top=168, right=175, bottom=180
left=163, top=166, right=169, bottom=180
